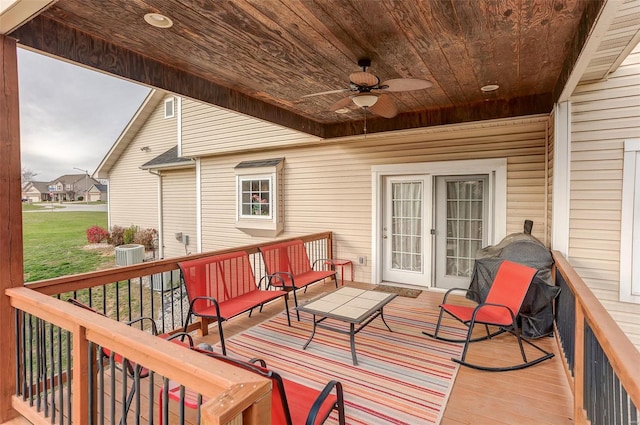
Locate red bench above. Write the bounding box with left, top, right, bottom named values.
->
left=159, top=347, right=345, bottom=425
left=179, top=250, right=290, bottom=355
left=259, top=239, right=337, bottom=320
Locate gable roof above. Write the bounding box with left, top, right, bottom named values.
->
left=23, top=181, right=50, bottom=193
left=94, top=89, right=162, bottom=179
left=89, top=184, right=107, bottom=193
left=52, top=174, right=86, bottom=185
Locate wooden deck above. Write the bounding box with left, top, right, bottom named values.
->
left=16, top=280, right=572, bottom=425
left=197, top=280, right=574, bottom=425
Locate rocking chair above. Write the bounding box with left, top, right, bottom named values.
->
left=423, top=260, right=554, bottom=372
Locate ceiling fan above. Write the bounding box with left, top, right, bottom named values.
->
left=303, top=58, right=433, bottom=119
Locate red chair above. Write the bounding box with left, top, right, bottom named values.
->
left=259, top=239, right=337, bottom=320
left=423, top=260, right=554, bottom=371
left=159, top=347, right=345, bottom=425
left=67, top=299, right=193, bottom=424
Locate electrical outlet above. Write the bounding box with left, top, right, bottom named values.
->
left=358, top=256, right=367, bottom=266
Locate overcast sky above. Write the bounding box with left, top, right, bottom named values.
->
left=18, top=48, right=151, bottom=182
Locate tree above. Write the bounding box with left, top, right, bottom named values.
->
left=21, top=168, right=38, bottom=185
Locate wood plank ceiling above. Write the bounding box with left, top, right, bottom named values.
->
left=9, top=0, right=602, bottom=138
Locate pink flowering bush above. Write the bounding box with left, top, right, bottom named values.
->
left=86, top=225, right=109, bottom=244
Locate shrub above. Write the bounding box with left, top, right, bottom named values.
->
left=123, top=225, right=138, bottom=245
left=86, top=225, right=109, bottom=244
left=134, top=228, right=158, bottom=250
left=108, top=225, right=125, bottom=246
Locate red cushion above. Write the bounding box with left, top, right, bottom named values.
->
left=194, top=289, right=287, bottom=320
left=442, top=303, right=514, bottom=326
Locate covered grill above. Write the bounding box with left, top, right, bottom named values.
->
left=466, top=222, right=560, bottom=338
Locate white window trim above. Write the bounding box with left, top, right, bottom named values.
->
left=237, top=174, right=274, bottom=220
left=371, top=158, right=507, bottom=284
left=164, top=97, right=175, bottom=119
left=234, top=159, right=284, bottom=237
left=620, top=138, right=640, bottom=303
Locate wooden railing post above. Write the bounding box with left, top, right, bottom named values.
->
left=72, top=324, right=90, bottom=425
left=0, top=34, right=24, bottom=423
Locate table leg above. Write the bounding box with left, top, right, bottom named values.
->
left=380, top=308, right=393, bottom=332
left=302, top=314, right=318, bottom=350
left=349, top=323, right=358, bottom=365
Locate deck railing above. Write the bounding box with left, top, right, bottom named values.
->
left=553, top=251, right=639, bottom=425
left=9, top=238, right=639, bottom=425
left=8, top=232, right=333, bottom=425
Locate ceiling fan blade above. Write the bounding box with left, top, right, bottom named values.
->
left=329, top=96, right=353, bottom=111
left=302, top=88, right=350, bottom=98
left=349, top=71, right=379, bottom=87
left=380, top=78, right=433, bottom=92
left=368, top=93, right=398, bottom=118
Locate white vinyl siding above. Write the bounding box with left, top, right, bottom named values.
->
left=161, top=169, right=197, bottom=258
left=197, top=116, right=549, bottom=283
left=180, top=98, right=321, bottom=157
left=570, top=44, right=640, bottom=347
left=108, top=95, right=178, bottom=232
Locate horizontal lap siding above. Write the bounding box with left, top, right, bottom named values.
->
left=569, top=44, right=640, bottom=347
left=161, top=169, right=197, bottom=258
left=195, top=117, right=548, bottom=283
left=109, top=96, right=178, bottom=231
left=180, top=98, right=321, bottom=157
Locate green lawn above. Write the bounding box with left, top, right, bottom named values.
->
left=23, top=211, right=114, bottom=282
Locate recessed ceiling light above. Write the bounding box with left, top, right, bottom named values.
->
left=334, top=108, right=350, bottom=114
left=481, top=84, right=499, bottom=92
left=144, top=13, right=173, bottom=28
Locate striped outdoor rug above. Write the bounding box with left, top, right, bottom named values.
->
left=223, top=296, right=466, bottom=425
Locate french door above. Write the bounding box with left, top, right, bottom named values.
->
left=434, top=176, right=489, bottom=289
left=382, top=176, right=431, bottom=286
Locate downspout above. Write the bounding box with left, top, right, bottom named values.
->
left=147, top=170, right=164, bottom=259
left=196, top=158, right=202, bottom=253
left=552, top=101, right=571, bottom=257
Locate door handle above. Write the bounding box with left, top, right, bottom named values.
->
left=383, top=235, right=388, bottom=239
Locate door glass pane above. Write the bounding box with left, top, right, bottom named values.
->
left=444, top=179, right=484, bottom=277
left=390, top=181, right=422, bottom=273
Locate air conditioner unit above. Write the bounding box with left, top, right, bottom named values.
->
left=151, top=269, right=181, bottom=292
left=115, top=244, right=145, bottom=266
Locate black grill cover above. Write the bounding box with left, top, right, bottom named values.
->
left=466, top=234, right=560, bottom=338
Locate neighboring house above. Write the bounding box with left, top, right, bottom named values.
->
left=48, top=174, right=99, bottom=202
left=87, top=183, right=107, bottom=202
left=21, top=181, right=51, bottom=202
left=95, top=28, right=640, bottom=350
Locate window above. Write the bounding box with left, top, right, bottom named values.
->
left=239, top=177, right=271, bottom=218
left=620, top=139, right=640, bottom=303
left=164, top=97, right=175, bottom=118
left=235, top=158, right=284, bottom=236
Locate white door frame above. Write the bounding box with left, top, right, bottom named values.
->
left=371, top=158, right=507, bottom=284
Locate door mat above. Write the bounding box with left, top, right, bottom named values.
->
left=375, top=284, right=422, bottom=298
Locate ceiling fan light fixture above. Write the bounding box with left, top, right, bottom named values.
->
left=352, top=94, right=378, bottom=108
left=334, top=108, right=350, bottom=114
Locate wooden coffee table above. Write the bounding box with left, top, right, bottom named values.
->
left=296, top=287, right=396, bottom=365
